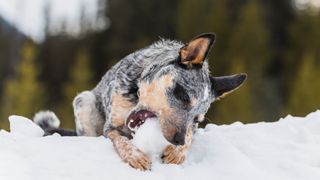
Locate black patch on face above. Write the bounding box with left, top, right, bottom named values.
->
left=123, top=82, right=139, bottom=104
left=173, top=83, right=190, bottom=104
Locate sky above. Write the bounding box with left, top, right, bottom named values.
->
left=0, top=0, right=319, bottom=42
left=0, top=0, right=104, bottom=42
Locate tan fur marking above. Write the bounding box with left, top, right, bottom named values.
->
left=162, top=125, right=193, bottom=164
left=107, top=130, right=151, bottom=170
left=180, top=38, right=210, bottom=66
left=111, top=94, right=135, bottom=127
left=139, top=74, right=174, bottom=117
left=139, top=74, right=178, bottom=140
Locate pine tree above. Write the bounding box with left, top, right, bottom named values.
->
left=57, top=50, right=94, bottom=128
left=0, top=41, right=45, bottom=129
left=105, top=0, right=178, bottom=68
left=219, top=0, right=274, bottom=121
left=285, top=53, right=320, bottom=116
left=284, top=9, right=320, bottom=97
left=283, top=9, right=320, bottom=116
left=226, top=0, right=271, bottom=75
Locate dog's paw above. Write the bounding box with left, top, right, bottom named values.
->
left=124, top=147, right=151, bottom=171
left=162, top=145, right=186, bottom=165
left=111, top=132, right=151, bottom=171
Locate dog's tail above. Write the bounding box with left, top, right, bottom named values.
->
left=33, top=111, right=77, bottom=136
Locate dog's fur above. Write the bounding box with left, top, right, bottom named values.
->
left=34, top=33, right=246, bottom=170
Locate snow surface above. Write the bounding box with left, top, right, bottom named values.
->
left=132, top=118, right=170, bottom=161
left=1, top=111, right=320, bottom=180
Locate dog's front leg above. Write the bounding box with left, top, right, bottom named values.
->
left=104, top=93, right=151, bottom=170
left=107, top=129, right=151, bottom=170
left=162, top=126, right=193, bottom=165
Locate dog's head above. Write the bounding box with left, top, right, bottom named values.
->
left=127, top=33, right=246, bottom=145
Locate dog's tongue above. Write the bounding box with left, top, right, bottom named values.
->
left=126, top=110, right=156, bottom=131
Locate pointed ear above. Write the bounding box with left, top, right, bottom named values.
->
left=179, top=33, right=215, bottom=68
left=210, top=74, right=247, bottom=99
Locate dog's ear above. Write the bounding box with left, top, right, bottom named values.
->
left=179, top=33, right=215, bottom=68
left=210, top=74, right=247, bottom=99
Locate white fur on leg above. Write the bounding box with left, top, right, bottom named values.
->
left=73, top=91, right=104, bottom=136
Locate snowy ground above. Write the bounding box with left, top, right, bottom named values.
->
left=1, top=111, right=320, bottom=180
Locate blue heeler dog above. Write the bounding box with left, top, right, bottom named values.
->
left=34, top=33, right=246, bottom=170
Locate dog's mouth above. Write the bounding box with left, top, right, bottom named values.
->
left=126, top=110, right=157, bottom=131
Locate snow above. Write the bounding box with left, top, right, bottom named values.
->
left=132, top=118, right=170, bottom=160
left=1, top=111, right=320, bottom=180
left=8, top=115, right=44, bottom=137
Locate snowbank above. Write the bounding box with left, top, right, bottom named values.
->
left=1, top=111, right=320, bottom=180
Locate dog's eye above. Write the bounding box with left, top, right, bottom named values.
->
left=137, top=89, right=140, bottom=97
left=173, top=83, right=190, bottom=104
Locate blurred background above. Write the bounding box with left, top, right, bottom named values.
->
left=0, top=0, right=319, bottom=130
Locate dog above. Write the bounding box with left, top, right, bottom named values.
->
left=34, top=33, right=246, bottom=170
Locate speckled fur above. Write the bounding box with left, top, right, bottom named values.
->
left=86, top=39, right=215, bottom=136
left=70, top=33, right=246, bottom=170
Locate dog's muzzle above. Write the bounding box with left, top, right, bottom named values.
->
left=126, top=110, right=156, bottom=131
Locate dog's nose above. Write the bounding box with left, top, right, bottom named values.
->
left=172, top=132, right=185, bottom=145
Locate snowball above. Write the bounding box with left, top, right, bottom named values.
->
left=131, top=117, right=170, bottom=161
left=9, top=115, right=44, bottom=137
